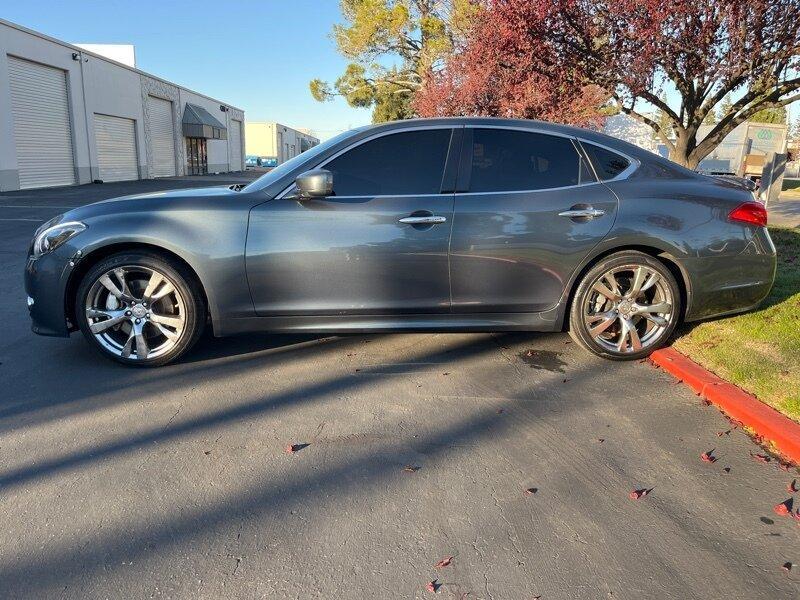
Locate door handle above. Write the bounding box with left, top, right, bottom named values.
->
left=558, top=208, right=605, bottom=219
left=398, top=215, right=447, bottom=225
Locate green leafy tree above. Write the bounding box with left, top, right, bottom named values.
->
left=749, top=106, right=788, bottom=124
left=717, top=96, right=733, bottom=122
left=310, top=0, right=478, bottom=122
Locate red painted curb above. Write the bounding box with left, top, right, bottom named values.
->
left=651, top=347, right=800, bottom=464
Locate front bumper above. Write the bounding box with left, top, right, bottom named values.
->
left=25, top=249, right=75, bottom=337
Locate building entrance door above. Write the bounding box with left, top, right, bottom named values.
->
left=186, top=137, right=208, bottom=175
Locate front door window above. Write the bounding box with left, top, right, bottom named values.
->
left=186, top=137, right=208, bottom=175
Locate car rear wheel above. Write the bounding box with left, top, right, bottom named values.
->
left=76, top=252, right=205, bottom=366
left=569, top=251, right=681, bottom=360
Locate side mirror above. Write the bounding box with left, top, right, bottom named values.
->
left=294, top=169, right=333, bottom=199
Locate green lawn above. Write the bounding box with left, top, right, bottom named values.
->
left=672, top=227, right=800, bottom=421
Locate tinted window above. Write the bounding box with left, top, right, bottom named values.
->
left=326, top=129, right=452, bottom=196
left=583, top=143, right=631, bottom=180
left=468, top=129, right=582, bottom=192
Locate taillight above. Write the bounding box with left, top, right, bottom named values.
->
left=728, top=202, right=767, bottom=227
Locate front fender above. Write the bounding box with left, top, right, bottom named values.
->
left=58, top=204, right=254, bottom=335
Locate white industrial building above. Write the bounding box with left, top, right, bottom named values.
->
left=0, top=19, right=245, bottom=191
left=245, top=122, right=319, bottom=166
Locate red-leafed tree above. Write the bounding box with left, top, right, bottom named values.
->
left=416, top=0, right=800, bottom=168
left=413, top=0, right=611, bottom=128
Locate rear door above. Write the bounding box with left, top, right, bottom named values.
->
left=449, top=127, right=622, bottom=313
left=246, top=126, right=460, bottom=316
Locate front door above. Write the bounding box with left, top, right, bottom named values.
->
left=246, top=127, right=459, bottom=316
left=449, top=127, right=620, bottom=313
left=186, top=137, right=207, bottom=175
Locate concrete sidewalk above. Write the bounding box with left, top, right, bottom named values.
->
left=770, top=193, right=800, bottom=228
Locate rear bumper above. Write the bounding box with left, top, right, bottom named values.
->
left=681, top=230, right=777, bottom=322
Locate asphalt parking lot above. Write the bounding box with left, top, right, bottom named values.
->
left=1, top=176, right=798, bottom=599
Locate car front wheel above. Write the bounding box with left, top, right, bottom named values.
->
left=76, top=252, right=205, bottom=366
left=569, top=251, right=681, bottom=360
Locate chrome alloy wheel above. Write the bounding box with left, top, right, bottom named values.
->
left=84, top=265, right=186, bottom=361
left=583, top=264, right=674, bottom=354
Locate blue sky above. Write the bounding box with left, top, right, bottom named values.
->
left=4, top=2, right=796, bottom=137
left=3, top=1, right=373, bottom=140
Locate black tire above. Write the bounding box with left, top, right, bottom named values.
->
left=568, top=251, right=681, bottom=360
left=75, top=251, right=206, bottom=367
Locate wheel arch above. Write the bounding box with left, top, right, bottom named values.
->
left=562, top=244, right=690, bottom=331
left=65, top=242, right=210, bottom=332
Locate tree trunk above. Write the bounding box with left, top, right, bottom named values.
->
left=668, top=130, right=701, bottom=170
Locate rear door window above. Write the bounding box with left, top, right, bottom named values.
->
left=325, top=128, right=453, bottom=196
left=467, top=129, right=585, bottom=192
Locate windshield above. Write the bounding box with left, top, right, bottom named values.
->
left=242, top=128, right=364, bottom=193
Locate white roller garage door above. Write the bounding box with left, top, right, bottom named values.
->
left=94, top=114, right=138, bottom=182
left=147, top=96, right=176, bottom=177
left=8, top=56, right=76, bottom=189
left=230, top=119, right=243, bottom=171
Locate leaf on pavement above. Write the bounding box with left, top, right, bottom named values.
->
left=751, top=452, right=771, bottom=464
left=701, top=450, right=717, bottom=463
left=774, top=499, right=793, bottom=516
left=402, top=465, right=420, bottom=473
left=782, top=562, right=792, bottom=572
left=434, top=556, right=453, bottom=569
left=425, top=580, right=440, bottom=593
left=285, top=443, right=309, bottom=454
left=629, top=488, right=652, bottom=500
left=789, top=479, right=798, bottom=493
left=524, top=487, right=538, bottom=496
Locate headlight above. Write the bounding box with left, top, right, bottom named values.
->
left=31, top=221, right=86, bottom=259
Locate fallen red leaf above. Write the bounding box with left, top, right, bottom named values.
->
left=782, top=562, right=793, bottom=572
left=434, top=556, right=453, bottom=569
left=523, top=487, right=538, bottom=496
left=789, top=479, right=798, bottom=493
left=425, top=580, right=440, bottom=593
left=751, top=452, right=771, bottom=464
left=779, top=462, right=792, bottom=472
left=285, top=443, right=309, bottom=454
left=629, top=488, right=651, bottom=500
left=701, top=451, right=717, bottom=463
left=701, top=399, right=712, bottom=406
left=774, top=500, right=792, bottom=516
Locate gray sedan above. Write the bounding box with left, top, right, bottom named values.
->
left=25, top=118, right=776, bottom=366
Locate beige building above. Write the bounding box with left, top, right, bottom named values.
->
left=0, top=18, right=245, bottom=191
left=245, top=122, right=319, bottom=165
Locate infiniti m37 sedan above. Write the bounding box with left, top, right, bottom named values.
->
left=25, top=118, right=776, bottom=366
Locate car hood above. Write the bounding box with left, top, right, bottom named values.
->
left=60, top=185, right=251, bottom=222
left=93, top=185, right=240, bottom=205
